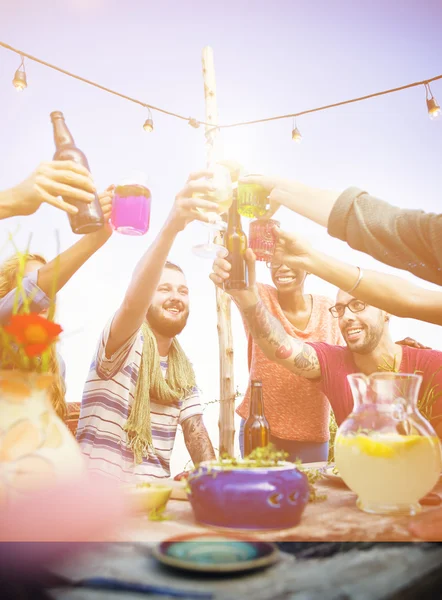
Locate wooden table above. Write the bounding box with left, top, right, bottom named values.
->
left=48, top=466, right=442, bottom=599
left=116, top=463, right=442, bottom=543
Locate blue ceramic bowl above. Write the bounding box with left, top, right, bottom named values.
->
left=152, top=533, right=279, bottom=573
left=187, top=463, right=309, bottom=530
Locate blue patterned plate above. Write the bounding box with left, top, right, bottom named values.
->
left=151, top=533, right=279, bottom=573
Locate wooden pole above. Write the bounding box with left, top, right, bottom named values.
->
left=201, top=46, right=235, bottom=457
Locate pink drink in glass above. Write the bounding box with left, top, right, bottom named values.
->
left=111, top=183, right=151, bottom=236
left=249, top=219, right=280, bottom=261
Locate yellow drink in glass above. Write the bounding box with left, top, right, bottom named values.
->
left=194, top=164, right=233, bottom=222
left=335, top=433, right=442, bottom=515
left=237, top=181, right=269, bottom=218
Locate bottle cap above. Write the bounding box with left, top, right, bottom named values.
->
left=251, top=379, right=262, bottom=387
left=50, top=111, right=64, bottom=120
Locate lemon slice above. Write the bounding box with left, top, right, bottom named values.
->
left=336, top=434, right=435, bottom=458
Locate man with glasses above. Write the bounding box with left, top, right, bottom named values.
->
left=211, top=250, right=442, bottom=437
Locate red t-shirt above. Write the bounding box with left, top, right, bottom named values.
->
left=308, top=343, right=442, bottom=436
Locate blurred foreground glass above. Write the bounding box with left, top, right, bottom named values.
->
left=111, top=173, right=151, bottom=236
left=237, top=177, right=269, bottom=218
left=192, top=164, right=233, bottom=259
left=249, top=218, right=279, bottom=263
left=0, top=371, right=85, bottom=507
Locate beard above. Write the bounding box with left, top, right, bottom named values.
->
left=147, top=303, right=189, bottom=338
left=345, top=320, right=384, bottom=355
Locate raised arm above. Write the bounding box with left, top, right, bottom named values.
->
left=237, top=174, right=340, bottom=228
left=105, top=171, right=220, bottom=358
left=210, top=248, right=321, bottom=379
left=275, top=229, right=442, bottom=327
left=240, top=174, right=442, bottom=287
left=0, top=188, right=113, bottom=324
left=327, top=188, right=442, bottom=286
left=36, top=187, right=114, bottom=294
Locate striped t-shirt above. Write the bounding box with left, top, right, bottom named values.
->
left=77, top=318, right=203, bottom=482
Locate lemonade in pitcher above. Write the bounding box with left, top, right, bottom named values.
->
left=335, top=373, right=442, bottom=515
left=336, top=432, right=441, bottom=515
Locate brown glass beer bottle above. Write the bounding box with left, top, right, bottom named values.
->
left=223, top=192, right=248, bottom=291
left=244, top=380, right=270, bottom=456
left=50, top=111, right=104, bottom=234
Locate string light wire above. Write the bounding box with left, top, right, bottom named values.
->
left=1, top=41, right=441, bottom=130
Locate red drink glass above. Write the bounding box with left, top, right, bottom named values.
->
left=249, top=219, right=280, bottom=262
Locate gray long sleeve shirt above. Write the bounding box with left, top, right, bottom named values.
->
left=0, top=270, right=49, bottom=325
left=328, top=187, right=442, bottom=286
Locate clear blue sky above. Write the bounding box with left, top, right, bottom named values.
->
left=1, top=0, right=441, bottom=468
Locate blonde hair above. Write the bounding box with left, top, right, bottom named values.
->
left=0, top=252, right=67, bottom=421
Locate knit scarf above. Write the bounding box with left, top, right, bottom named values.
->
left=123, top=322, right=196, bottom=464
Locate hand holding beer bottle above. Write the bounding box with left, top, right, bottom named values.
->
left=209, top=219, right=260, bottom=310
left=3, top=160, right=96, bottom=218
left=223, top=192, right=248, bottom=291
left=50, top=111, right=105, bottom=234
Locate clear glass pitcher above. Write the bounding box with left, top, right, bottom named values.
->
left=335, top=372, right=442, bottom=516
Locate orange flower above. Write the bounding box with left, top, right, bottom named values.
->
left=4, top=314, right=63, bottom=357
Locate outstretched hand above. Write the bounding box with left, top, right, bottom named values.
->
left=237, top=174, right=298, bottom=219
left=10, top=160, right=96, bottom=216
left=89, top=184, right=115, bottom=240
left=98, top=184, right=114, bottom=222
left=273, top=227, right=314, bottom=271
left=168, top=170, right=221, bottom=232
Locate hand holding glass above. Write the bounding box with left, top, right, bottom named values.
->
left=249, top=218, right=280, bottom=264
left=237, top=177, right=270, bottom=219
left=192, top=165, right=233, bottom=259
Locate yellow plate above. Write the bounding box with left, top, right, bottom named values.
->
left=168, top=479, right=188, bottom=501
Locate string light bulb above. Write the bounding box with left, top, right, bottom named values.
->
left=291, top=118, right=302, bottom=142
left=425, top=83, right=440, bottom=120
left=12, top=55, right=27, bottom=91
left=188, top=117, right=200, bottom=129
left=143, top=108, right=154, bottom=132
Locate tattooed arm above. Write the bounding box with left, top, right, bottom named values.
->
left=182, top=415, right=216, bottom=466
left=210, top=247, right=321, bottom=380
left=242, top=299, right=321, bottom=379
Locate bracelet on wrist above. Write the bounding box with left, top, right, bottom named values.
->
left=347, top=267, right=363, bottom=293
